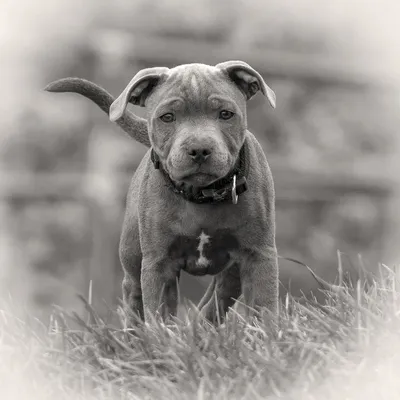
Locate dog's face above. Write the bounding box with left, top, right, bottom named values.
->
left=110, top=61, right=276, bottom=187
left=146, top=64, right=247, bottom=187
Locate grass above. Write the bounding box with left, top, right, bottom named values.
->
left=1, top=262, right=400, bottom=400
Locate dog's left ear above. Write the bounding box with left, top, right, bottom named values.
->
left=216, top=60, right=276, bottom=108
left=110, top=67, right=169, bottom=122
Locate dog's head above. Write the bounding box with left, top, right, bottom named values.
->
left=110, top=61, right=276, bottom=187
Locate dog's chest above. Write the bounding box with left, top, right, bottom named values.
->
left=168, top=229, right=239, bottom=275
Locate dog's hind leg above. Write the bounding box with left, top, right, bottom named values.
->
left=198, top=264, right=241, bottom=324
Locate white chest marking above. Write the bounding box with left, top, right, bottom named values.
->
left=197, top=231, right=211, bottom=267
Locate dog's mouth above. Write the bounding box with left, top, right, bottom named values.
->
left=182, top=172, right=219, bottom=187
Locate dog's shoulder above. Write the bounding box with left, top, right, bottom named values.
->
left=245, top=129, right=275, bottom=194
left=245, top=130, right=269, bottom=166
left=126, top=149, right=153, bottom=203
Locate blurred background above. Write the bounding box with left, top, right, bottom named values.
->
left=1, top=0, right=400, bottom=322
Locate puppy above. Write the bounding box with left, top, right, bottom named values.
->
left=45, top=60, right=279, bottom=324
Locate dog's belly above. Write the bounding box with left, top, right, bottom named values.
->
left=168, top=228, right=239, bottom=276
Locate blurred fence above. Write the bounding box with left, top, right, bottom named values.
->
left=1, top=17, right=399, bottom=321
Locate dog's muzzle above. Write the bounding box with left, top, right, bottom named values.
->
left=150, top=140, right=250, bottom=205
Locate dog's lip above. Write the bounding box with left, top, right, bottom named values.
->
left=181, top=168, right=219, bottom=179
left=185, top=172, right=215, bottom=179
left=181, top=172, right=219, bottom=185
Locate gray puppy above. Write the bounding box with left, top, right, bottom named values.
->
left=45, top=60, right=278, bottom=324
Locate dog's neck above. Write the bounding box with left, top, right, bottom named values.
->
left=150, top=140, right=249, bottom=205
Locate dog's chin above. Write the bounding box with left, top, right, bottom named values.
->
left=182, top=173, right=220, bottom=187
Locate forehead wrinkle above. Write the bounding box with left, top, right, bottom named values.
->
left=154, top=96, right=184, bottom=113
left=208, top=98, right=222, bottom=110
left=207, top=95, right=235, bottom=108
left=208, top=95, right=240, bottom=113
left=190, top=74, right=200, bottom=95
left=183, top=69, right=205, bottom=104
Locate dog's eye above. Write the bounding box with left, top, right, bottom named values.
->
left=219, top=110, right=235, bottom=120
left=159, top=113, right=175, bottom=123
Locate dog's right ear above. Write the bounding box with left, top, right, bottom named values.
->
left=110, top=67, right=169, bottom=122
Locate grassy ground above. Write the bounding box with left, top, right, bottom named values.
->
left=1, top=263, right=400, bottom=400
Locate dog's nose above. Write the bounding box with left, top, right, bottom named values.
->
left=188, top=147, right=212, bottom=164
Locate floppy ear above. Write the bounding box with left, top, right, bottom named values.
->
left=216, top=60, right=276, bottom=108
left=109, top=67, right=169, bottom=122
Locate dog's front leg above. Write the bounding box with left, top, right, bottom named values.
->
left=141, top=257, right=179, bottom=322
left=241, top=250, right=279, bottom=319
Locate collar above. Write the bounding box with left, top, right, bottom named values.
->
left=151, top=140, right=249, bottom=204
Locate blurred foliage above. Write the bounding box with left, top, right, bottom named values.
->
left=247, top=81, right=398, bottom=166
left=7, top=200, right=90, bottom=277
left=113, top=0, right=358, bottom=55
left=2, top=96, right=90, bottom=172
left=113, top=0, right=238, bottom=41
